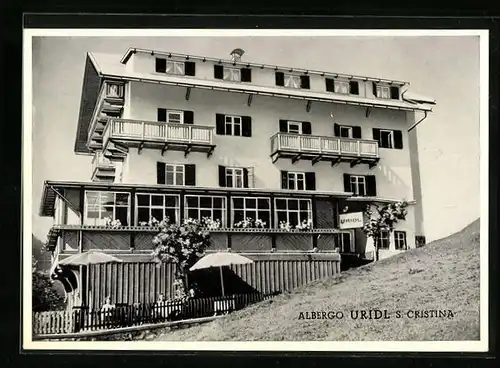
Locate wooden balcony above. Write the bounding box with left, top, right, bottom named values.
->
left=102, top=118, right=216, bottom=157
left=91, top=151, right=116, bottom=182
left=270, top=133, right=380, bottom=168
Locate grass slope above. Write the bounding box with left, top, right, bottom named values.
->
left=154, top=219, right=480, bottom=341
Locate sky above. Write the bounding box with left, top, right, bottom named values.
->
left=30, top=33, right=481, bottom=243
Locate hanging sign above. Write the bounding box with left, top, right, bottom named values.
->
left=339, top=212, right=364, bottom=229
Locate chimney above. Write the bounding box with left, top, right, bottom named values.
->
left=230, top=48, right=245, bottom=62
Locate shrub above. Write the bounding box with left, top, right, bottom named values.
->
left=32, top=257, right=65, bottom=312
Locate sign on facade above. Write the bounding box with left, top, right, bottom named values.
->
left=339, top=212, right=364, bottom=229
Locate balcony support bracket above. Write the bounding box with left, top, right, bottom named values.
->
left=291, top=154, right=302, bottom=165
left=311, top=155, right=322, bottom=166
left=138, top=142, right=144, bottom=154
left=350, top=158, right=361, bottom=168
left=368, top=158, right=380, bottom=169
left=184, top=144, right=192, bottom=158
left=365, top=106, right=372, bottom=118
left=331, top=157, right=341, bottom=167
left=207, top=146, right=215, bottom=158
left=306, top=100, right=312, bottom=113
left=185, top=87, right=191, bottom=101
left=247, top=94, right=253, bottom=107
left=161, top=143, right=169, bottom=156
left=271, top=152, right=280, bottom=164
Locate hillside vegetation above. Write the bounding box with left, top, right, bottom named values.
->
left=153, top=219, right=481, bottom=341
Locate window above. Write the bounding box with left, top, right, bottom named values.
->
left=394, top=231, right=407, bottom=250
left=136, top=194, right=180, bottom=225
left=376, top=231, right=390, bottom=249
left=157, top=109, right=194, bottom=125
left=106, top=83, right=123, bottom=98
left=166, top=110, right=183, bottom=124
left=185, top=195, right=226, bottom=226
left=372, top=128, right=403, bottom=149
left=225, top=167, right=244, bottom=188
left=287, top=172, right=306, bottom=191
left=350, top=175, right=366, bottom=196
left=334, top=81, right=349, bottom=94
left=232, top=197, right=271, bottom=227
left=376, top=85, right=390, bottom=99
left=275, top=198, right=312, bottom=228
left=335, top=232, right=353, bottom=253
left=165, top=164, right=185, bottom=186
left=223, top=67, right=241, bottom=82
left=155, top=58, right=196, bottom=76
left=339, top=126, right=352, bottom=138
left=380, top=130, right=394, bottom=149
left=216, top=114, right=252, bottom=137
left=225, top=115, right=241, bottom=136
left=275, top=72, right=310, bottom=89
left=343, top=174, right=376, bottom=196
left=279, top=120, right=312, bottom=135
left=84, top=191, right=130, bottom=226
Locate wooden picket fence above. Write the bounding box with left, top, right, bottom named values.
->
left=33, top=292, right=279, bottom=336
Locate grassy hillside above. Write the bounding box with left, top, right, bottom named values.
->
left=154, top=219, right=481, bottom=341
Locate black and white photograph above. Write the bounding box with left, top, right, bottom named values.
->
left=23, top=29, right=488, bottom=351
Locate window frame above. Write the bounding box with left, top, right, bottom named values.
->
left=165, top=163, right=185, bottom=186
left=166, top=60, right=186, bottom=75
left=379, top=129, right=395, bottom=149
left=165, top=110, right=184, bottom=124
left=334, top=80, right=350, bottom=94
left=135, top=193, right=181, bottom=225
left=223, top=67, right=241, bottom=82
left=377, top=230, right=390, bottom=249
left=83, top=191, right=131, bottom=226
left=184, top=195, right=227, bottom=227
left=231, top=196, right=271, bottom=228
left=394, top=231, right=407, bottom=250
left=350, top=175, right=367, bottom=196
left=287, top=120, right=303, bottom=134
left=376, top=85, right=391, bottom=99
left=224, top=115, right=243, bottom=136
left=225, top=167, right=245, bottom=188
left=284, top=74, right=301, bottom=89
left=274, top=197, right=313, bottom=228
left=287, top=171, right=306, bottom=191
left=339, top=125, right=353, bottom=138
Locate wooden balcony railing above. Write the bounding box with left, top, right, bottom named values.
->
left=103, top=118, right=214, bottom=148
left=270, top=133, right=379, bottom=158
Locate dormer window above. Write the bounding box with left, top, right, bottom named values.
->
left=372, top=82, right=400, bottom=100
left=214, top=65, right=252, bottom=82
left=325, top=78, right=359, bottom=95
left=155, top=58, right=196, bottom=76
left=275, top=72, right=310, bottom=89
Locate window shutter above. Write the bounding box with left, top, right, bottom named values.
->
left=155, top=58, right=166, bottom=73
left=275, top=72, right=285, bottom=86
left=281, top=171, right=288, bottom=189
left=390, top=86, right=400, bottom=99
left=403, top=232, right=407, bottom=250
left=372, top=82, right=378, bottom=96
left=305, top=172, right=316, bottom=191
left=214, top=65, right=224, bottom=79
left=241, top=68, right=252, bottom=82
left=343, top=174, right=351, bottom=193
left=372, top=128, right=381, bottom=143
left=216, top=114, right=225, bottom=135
left=352, top=126, right=362, bottom=139
left=349, top=81, right=359, bottom=95
left=243, top=168, right=249, bottom=188
left=184, top=61, right=196, bottom=76
left=302, top=121, right=312, bottom=135
left=300, top=75, right=310, bottom=89
left=394, top=130, right=403, bottom=149
left=241, top=116, right=252, bottom=137
left=366, top=175, right=377, bottom=196
left=325, top=78, right=335, bottom=92
left=279, top=119, right=288, bottom=133
left=218, top=165, right=227, bottom=187
left=157, top=162, right=166, bottom=184
left=183, top=110, right=194, bottom=124
left=157, top=108, right=167, bottom=122
left=184, top=164, right=196, bottom=186
left=333, top=123, right=340, bottom=137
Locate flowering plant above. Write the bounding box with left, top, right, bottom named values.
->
left=104, top=217, right=122, bottom=228
left=279, top=221, right=292, bottom=231
left=234, top=217, right=267, bottom=229
left=295, top=219, right=312, bottom=231
left=201, top=217, right=221, bottom=229
left=139, top=217, right=171, bottom=227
